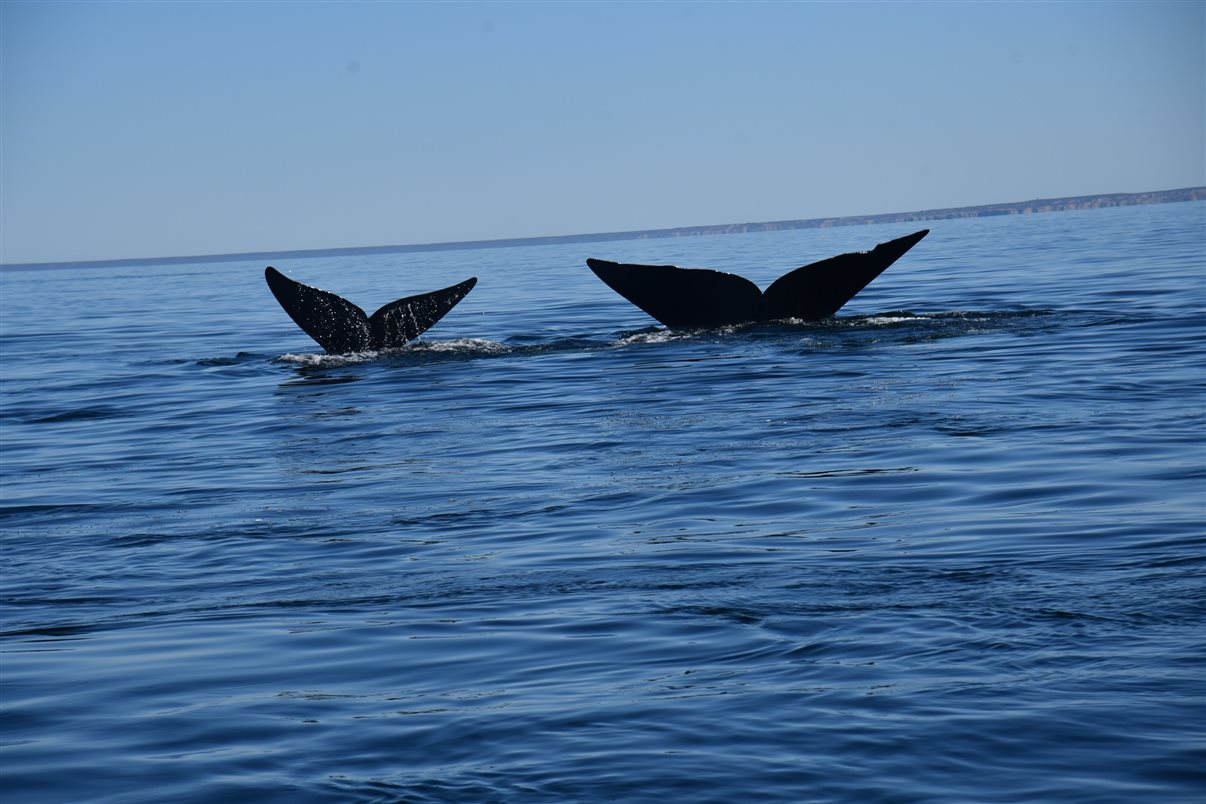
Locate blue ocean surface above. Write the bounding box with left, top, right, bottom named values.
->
left=1, top=202, right=1204, bottom=802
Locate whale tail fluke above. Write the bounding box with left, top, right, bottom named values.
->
left=265, top=266, right=476, bottom=353
left=588, top=229, right=930, bottom=328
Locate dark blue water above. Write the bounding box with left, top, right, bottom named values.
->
left=2, top=202, right=1204, bottom=803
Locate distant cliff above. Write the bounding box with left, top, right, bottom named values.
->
left=732, top=186, right=1206, bottom=233
left=602, top=187, right=1206, bottom=239
left=5, top=187, right=1203, bottom=270
left=379, top=187, right=1206, bottom=249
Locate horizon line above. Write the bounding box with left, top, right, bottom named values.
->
left=4, top=186, right=1203, bottom=271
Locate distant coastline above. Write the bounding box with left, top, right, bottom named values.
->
left=5, top=186, right=1203, bottom=271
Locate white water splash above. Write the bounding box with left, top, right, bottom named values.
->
left=863, top=314, right=934, bottom=326
left=277, top=350, right=380, bottom=367
left=614, top=329, right=694, bottom=347
left=277, top=338, right=510, bottom=365
left=409, top=338, right=511, bottom=354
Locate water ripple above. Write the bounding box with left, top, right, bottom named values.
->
left=1, top=204, right=1203, bottom=802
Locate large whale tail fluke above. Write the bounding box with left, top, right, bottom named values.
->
left=265, top=266, right=477, bottom=353
left=587, top=229, right=929, bottom=328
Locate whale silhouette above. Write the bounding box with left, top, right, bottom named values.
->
left=265, top=266, right=477, bottom=353
left=587, top=229, right=929, bottom=328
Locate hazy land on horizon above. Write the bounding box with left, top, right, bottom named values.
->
left=3, top=186, right=1203, bottom=271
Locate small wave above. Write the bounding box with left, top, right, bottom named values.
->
left=407, top=338, right=511, bottom=355
left=778, top=310, right=1056, bottom=328
left=862, top=314, right=934, bottom=326
left=195, top=352, right=266, bottom=367
left=277, top=338, right=511, bottom=367
left=614, top=329, right=701, bottom=347
left=277, top=351, right=381, bottom=367
left=25, top=406, right=131, bottom=424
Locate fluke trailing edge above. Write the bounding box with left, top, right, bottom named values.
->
left=265, top=266, right=477, bottom=353
left=587, top=229, right=929, bottom=328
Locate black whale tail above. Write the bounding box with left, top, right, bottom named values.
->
left=587, top=229, right=929, bottom=329
left=265, top=267, right=477, bottom=354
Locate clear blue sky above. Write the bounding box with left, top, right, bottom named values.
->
left=2, top=0, right=1203, bottom=264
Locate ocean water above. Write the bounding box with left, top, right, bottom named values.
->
left=1, top=202, right=1203, bottom=803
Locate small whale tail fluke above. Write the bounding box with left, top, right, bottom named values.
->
left=265, top=266, right=477, bottom=353
left=588, top=229, right=929, bottom=328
